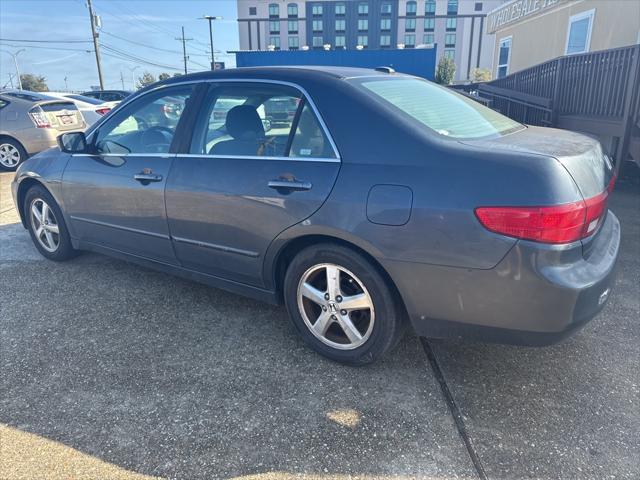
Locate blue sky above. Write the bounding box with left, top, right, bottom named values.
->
left=0, top=0, right=240, bottom=91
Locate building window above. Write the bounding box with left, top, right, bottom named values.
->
left=404, top=34, right=416, bottom=48
left=358, top=19, right=368, bottom=31
left=335, top=19, right=346, bottom=32
left=269, top=36, right=281, bottom=49
left=357, top=35, right=368, bottom=48
left=335, top=35, right=346, bottom=48
left=288, top=36, right=299, bottom=49
left=312, top=20, right=323, bottom=32
left=423, top=33, right=434, bottom=44
left=380, top=18, right=391, bottom=31
left=269, top=20, right=280, bottom=34
left=566, top=9, right=595, bottom=55
left=475, top=2, right=483, bottom=11
left=381, top=2, right=392, bottom=15
left=444, top=49, right=455, bottom=59
left=445, top=33, right=456, bottom=48
left=380, top=34, right=391, bottom=47
left=406, top=1, right=417, bottom=16
left=497, top=36, right=511, bottom=78
left=358, top=2, right=368, bottom=15
left=425, top=0, right=436, bottom=15
left=446, top=18, right=457, bottom=31
left=288, top=3, right=298, bottom=17
left=269, top=3, right=279, bottom=17
left=424, top=18, right=435, bottom=31
left=312, top=4, right=323, bottom=16
left=249, top=7, right=257, bottom=15
left=405, top=18, right=416, bottom=32
left=335, top=3, right=346, bottom=16
left=288, top=20, right=298, bottom=33
left=312, top=36, right=323, bottom=47
left=447, top=0, right=458, bottom=15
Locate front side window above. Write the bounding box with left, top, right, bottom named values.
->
left=95, top=85, right=193, bottom=155
left=424, top=18, right=435, bottom=31
left=497, top=37, right=511, bottom=79
left=566, top=9, right=594, bottom=54
left=446, top=17, right=457, bottom=30
left=405, top=18, right=416, bottom=32
left=381, top=18, right=391, bottom=31
left=287, top=3, right=298, bottom=17
left=355, top=77, right=523, bottom=139
left=358, top=2, right=368, bottom=15
left=269, top=3, right=279, bottom=17
left=406, top=1, right=417, bottom=15
left=426, top=0, right=436, bottom=14
left=191, top=83, right=335, bottom=159
left=358, top=19, right=368, bottom=31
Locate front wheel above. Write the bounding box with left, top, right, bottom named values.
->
left=24, top=185, right=78, bottom=261
left=284, top=244, right=405, bottom=365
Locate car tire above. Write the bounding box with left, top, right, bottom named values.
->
left=0, top=137, right=27, bottom=171
left=284, top=243, right=406, bottom=365
left=24, top=185, right=78, bottom=261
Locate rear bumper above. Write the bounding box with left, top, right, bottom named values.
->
left=383, top=210, right=620, bottom=346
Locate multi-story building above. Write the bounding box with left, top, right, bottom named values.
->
left=236, top=0, right=506, bottom=81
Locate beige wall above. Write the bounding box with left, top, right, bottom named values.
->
left=491, top=0, right=640, bottom=76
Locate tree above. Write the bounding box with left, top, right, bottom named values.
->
left=470, top=68, right=492, bottom=83
left=435, top=57, right=456, bottom=85
left=158, top=72, right=171, bottom=81
left=136, top=71, right=156, bottom=89
left=20, top=74, right=48, bottom=92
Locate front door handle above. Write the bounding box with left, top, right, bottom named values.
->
left=134, top=172, right=163, bottom=183
left=268, top=179, right=312, bottom=192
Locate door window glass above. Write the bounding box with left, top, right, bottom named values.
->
left=289, top=103, right=335, bottom=159
left=95, top=85, right=193, bottom=155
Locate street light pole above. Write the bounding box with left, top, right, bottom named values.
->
left=0, top=49, right=25, bottom=89
left=129, top=65, right=140, bottom=90
left=202, top=15, right=223, bottom=70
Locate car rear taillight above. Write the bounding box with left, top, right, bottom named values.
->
left=476, top=190, right=610, bottom=244
left=95, top=107, right=111, bottom=116
left=29, top=108, right=51, bottom=128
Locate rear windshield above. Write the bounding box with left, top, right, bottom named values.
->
left=354, top=77, right=523, bottom=139
left=39, top=102, right=78, bottom=112
left=66, top=94, right=104, bottom=105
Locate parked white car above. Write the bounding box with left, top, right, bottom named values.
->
left=44, top=92, right=115, bottom=125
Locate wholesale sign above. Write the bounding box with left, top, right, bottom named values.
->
left=487, top=0, right=562, bottom=33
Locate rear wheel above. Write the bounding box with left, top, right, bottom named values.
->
left=24, top=185, right=78, bottom=261
left=0, top=138, right=26, bottom=171
left=284, top=244, right=405, bottom=365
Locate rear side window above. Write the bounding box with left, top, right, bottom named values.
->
left=192, top=82, right=336, bottom=159
left=101, top=92, right=126, bottom=102
left=355, top=77, right=523, bottom=139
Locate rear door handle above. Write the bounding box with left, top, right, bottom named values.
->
left=134, top=173, right=163, bottom=183
left=268, top=180, right=313, bottom=192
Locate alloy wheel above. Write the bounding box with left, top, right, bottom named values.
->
left=297, top=263, right=375, bottom=350
left=0, top=143, right=21, bottom=168
left=30, top=198, right=60, bottom=253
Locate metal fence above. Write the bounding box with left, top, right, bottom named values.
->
left=453, top=45, right=640, bottom=167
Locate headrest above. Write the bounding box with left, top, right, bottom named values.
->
left=225, top=105, right=264, bottom=140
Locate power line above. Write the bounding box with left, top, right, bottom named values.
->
left=100, top=30, right=209, bottom=57
left=101, top=44, right=182, bottom=71
left=0, top=38, right=92, bottom=44
left=0, top=43, right=90, bottom=52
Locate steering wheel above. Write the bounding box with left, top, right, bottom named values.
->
left=141, top=126, right=174, bottom=153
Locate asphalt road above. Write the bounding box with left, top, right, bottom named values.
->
left=1, top=169, right=638, bottom=480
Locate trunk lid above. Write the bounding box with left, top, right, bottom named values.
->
left=36, top=100, right=85, bottom=131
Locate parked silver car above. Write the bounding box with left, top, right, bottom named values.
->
left=0, top=90, right=87, bottom=170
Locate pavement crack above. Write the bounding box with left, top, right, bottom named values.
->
left=421, top=338, right=488, bottom=480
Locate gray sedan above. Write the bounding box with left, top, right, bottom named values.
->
left=11, top=67, right=620, bottom=364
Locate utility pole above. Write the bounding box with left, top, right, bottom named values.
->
left=176, top=26, right=192, bottom=75
left=86, top=0, right=104, bottom=89
left=202, top=16, right=223, bottom=70
left=0, top=48, right=25, bottom=89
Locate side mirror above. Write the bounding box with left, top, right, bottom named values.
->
left=58, top=131, right=87, bottom=154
